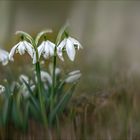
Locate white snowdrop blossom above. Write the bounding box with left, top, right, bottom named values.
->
left=0, top=85, right=5, bottom=94
left=19, top=74, right=35, bottom=98
left=35, top=71, right=52, bottom=90
left=9, top=41, right=34, bottom=62
left=65, top=70, right=82, bottom=83
left=40, top=71, right=52, bottom=85
left=49, top=63, right=61, bottom=76
left=19, top=74, right=29, bottom=84
left=0, top=49, right=9, bottom=65
left=68, top=70, right=81, bottom=76
left=20, top=84, right=35, bottom=98
left=54, top=68, right=61, bottom=76
left=57, top=37, right=82, bottom=61
left=38, top=40, right=55, bottom=59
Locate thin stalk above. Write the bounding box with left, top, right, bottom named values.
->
left=33, top=41, right=48, bottom=126
left=50, top=46, right=57, bottom=120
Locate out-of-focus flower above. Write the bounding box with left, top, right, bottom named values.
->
left=40, top=71, right=52, bottom=85
left=65, top=70, right=81, bottom=83
left=19, top=74, right=35, bottom=98
left=9, top=41, right=34, bottom=61
left=35, top=70, right=52, bottom=90
left=49, top=63, right=61, bottom=76
left=0, top=49, right=9, bottom=65
left=68, top=70, right=81, bottom=75
left=19, top=74, right=30, bottom=84
left=38, top=40, right=55, bottom=59
left=0, top=85, right=5, bottom=94
left=57, top=37, right=82, bottom=61
left=20, top=84, right=35, bottom=98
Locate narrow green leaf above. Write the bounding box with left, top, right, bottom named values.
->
left=56, top=22, right=69, bottom=45
left=12, top=99, right=21, bottom=127
left=2, top=98, right=11, bottom=125
left=23, top=101, right=30, bottom=130
left=22, top=79, right=39, bottom=111
left=49, top=83, right=76, bottom=124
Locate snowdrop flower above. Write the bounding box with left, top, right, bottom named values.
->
left=19, top=74, right=35, bottom=98
left=0, top=49, right=9, bottom=65
left=40, top=71, right=52, bottom=85
left=19, top=74, right=29, bottom=84
left=0, top=85, right=5, bottom=94
left=9, top=41, right=34, bottom=61
left=35, top=71, right=52, bottom=90
left=68, top=70, right=81, bottom=75
left=38, top=40, right=55, bottom=59
left=49, top=63, right=61, bottom=76
left=65, top=70, right=81, bottom=83
left=54, top=68, right=61, bottom=76
left=57, top=37, right=82, bottom=61
left=20, top=84, right=35, bottom=98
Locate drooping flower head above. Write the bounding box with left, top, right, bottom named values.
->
left=9, top=40, right=34, bottom=62
left=57, top=36, right=82, bottom=61
left=19, top=74, right=30, bottom=84
left=19, top=74, right=35, bottom=98
left=38, top=40, right=55, bottom=59
left=65, top=70, right=82, bottom=83
left=0, top=48, right=9, bottom=65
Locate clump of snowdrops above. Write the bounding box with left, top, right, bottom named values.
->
left=0, top=25, right=82, bottom=131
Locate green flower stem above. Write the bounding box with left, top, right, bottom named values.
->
left=50, top=46, right=57, bottom=117
left=32, top=41, right=47, bottom=126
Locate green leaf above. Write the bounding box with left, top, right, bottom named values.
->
left=29, top=103, right=41, bottom=121
left=22, top=79, right=40, bottom=111
left=56, top=22, right=69, bottom=45
left=35, top=29, right=52, bottom=45
left=12, top=99, right=21, bottom=127
left=2, top=98, right=11, bottom=125
left=49, top=83, right=76, bottom=124
left=4, top=80, right=11, bottom=97
left=23, top=101, right=30, bottom=131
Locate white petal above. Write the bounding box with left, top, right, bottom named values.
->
left=24, top=41, right=34, bottom=58
left=19, top=74, right=29, bottom=84
left=49, top=63, right=61, bottom=76
left=2, top=59, right=8, bottom=66
left=0, top=85, right=5, bottom=94
left=55, top=68, right=61, bottom=75
left=38, top=41, right=45, bottom=58
left=30, top=85, right=35, bottom=91
left=57, top=39, right=66, bottom=61
left=57, top=48, right=64, bottom=61
left=65, top=73, right=81, bottom=83
left=18, top=42, right=26, bottom=55
left=68, top=70, right=80, bottom=76
left=0, top=49, right=9, bottom=56
left=0, top=49, right=9, bottom=65
left=57, top=39, right=66, bottom=50
left=41, top=71, right=52, bottom=84
left=47, top=41, right=55, bottom=56
left=9, top=43, right=19, bottom=61
left=47, top=40, right=55, bottom=48
left=69, top=37, right=83, bottom=49
left=43, top=41, right=50, bottom=58
left=32, top=52, right=37, bottom=64
left=66, top=39, right=76, bottom=61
